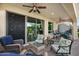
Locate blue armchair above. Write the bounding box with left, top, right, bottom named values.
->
left=0, top=35, right=24, bottom=53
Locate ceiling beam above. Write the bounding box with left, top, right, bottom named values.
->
left=61, top=3, right=77, bottom=22
left=73, top=3, right=78, bottom=21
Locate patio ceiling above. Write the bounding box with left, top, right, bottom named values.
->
left=3, top=3, right=76, bottom=22
left=73, top=3, right=79, bottom=19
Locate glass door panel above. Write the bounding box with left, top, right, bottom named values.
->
left=27, top=17, right=37, bottom=42
left=27, top=17, right=44, bottom=42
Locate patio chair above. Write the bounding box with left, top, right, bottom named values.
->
left=0, top=35, right=24, bottom=53
left=51, top=37, right=73, bottom=56
left=29, top=34, right=45, bottom=55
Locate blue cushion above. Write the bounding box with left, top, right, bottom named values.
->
left=1, top=35, right=13, bottom=45
left=0, top=52, right=40, bottom=56
left=0, top=52, right=26, bottom=56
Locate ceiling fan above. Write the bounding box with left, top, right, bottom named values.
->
left=22, top=3, right=46, bottom=13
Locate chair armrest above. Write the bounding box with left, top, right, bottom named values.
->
left=6, top=44, right=21, bottom=46
left=14, top=39, right=24, bottom=45
left=56, top=45, right=70, bottom=53
left=59, top=45, right=70, bottom=47
left=5, top=44, right=22, bottom=52
left=58, top=45, right=70, bottom=50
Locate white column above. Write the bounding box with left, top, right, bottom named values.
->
left=44, top=20, right=48, bottom=39
left=0, top=10, right=6, bottom=37
left=25, top=16, right=27, bottom=43
left=72, top=21, right=78, bottom=40
left=44, top=20, right=48, bottom=56
left=53, top=22, right=58, bottom=31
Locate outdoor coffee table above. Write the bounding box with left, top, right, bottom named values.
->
left=29, top=42, right=45, bottom=55
left=21, top=42, right=45, bottom=55
left=22, top=43, right=30, bottom=50
left=20, top=48, right=42, bottom=56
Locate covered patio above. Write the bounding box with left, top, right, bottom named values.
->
left=0, top=3, right=79, bottom=56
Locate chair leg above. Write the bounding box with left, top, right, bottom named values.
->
left=61, top=54, right=69, bottom=56
left=56, top=53, right=62, bottom=56
left=56, top=53, right=69, bottom=56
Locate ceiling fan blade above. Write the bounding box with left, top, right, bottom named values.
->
left=36, top=8, right=40, bottom=13
left=29, top=9, right=33, bottom=13
left=38, top=6, right=46, bottom=9
left=22, top=5, right=33, bottom=8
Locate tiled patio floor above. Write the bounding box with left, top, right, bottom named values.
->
left=70, top=39, right=79, bottom=56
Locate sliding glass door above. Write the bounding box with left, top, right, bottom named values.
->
left=27, top=17, right=44, bottom=42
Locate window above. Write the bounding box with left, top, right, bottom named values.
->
left=77, top=19, right=79, bottom=37
left=48, top=22, right=53, bottom=33
left=37, top=19, right=44, bottom=34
